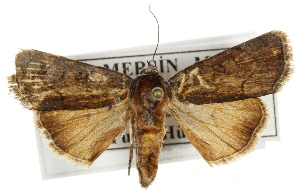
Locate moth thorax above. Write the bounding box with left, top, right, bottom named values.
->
left=148, top=87, right=164, bottom=101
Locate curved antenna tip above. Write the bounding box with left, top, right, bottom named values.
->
left=149, top=5, right=159, bottom=66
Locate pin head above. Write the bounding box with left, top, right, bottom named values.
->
left=148, top=87, right=164, bottom=101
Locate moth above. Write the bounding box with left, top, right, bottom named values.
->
left=9, top=30, right=293, bottom=188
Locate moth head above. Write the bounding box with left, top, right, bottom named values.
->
left=140, top=66, right=160, bottom=76
left=148, top=87, right=164, bottom=101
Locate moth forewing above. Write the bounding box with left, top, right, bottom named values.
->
left=168, top=30, right=293, bottom=105
left=9, top=49, right=132, bottom=111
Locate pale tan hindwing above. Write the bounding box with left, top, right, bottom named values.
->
left=168, top=98, right=269, bottom=166
left=37, top=99, right=131, bottom=168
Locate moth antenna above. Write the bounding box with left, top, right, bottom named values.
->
left=148, top=4, right=159, bottom=67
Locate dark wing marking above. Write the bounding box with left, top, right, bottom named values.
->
left=168, top=31, right=293, bottom=105
left=9, top=49, right=132, bottom=110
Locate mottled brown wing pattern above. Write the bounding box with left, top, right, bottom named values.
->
left=37, top=99, right=131, bottom=167
left=9, top=49, right=131, bottom=110
left=168, top=98, right=269, bottom=166
left=168, top=31, right=293, bottom=105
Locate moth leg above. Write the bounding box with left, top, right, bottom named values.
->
left=128, top=117, right=136, bottom=176
left=128, top=141, right=134, bottom=176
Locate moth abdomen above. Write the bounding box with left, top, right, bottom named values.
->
left=136, top=127, right=166, bottom=188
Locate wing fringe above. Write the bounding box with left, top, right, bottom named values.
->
left=270, top=30, right=294, bottom=93
left=8, top=74, right=34, bottom=110
left=35, top=112, right=93, bottom=168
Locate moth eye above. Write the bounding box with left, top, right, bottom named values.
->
left=149, top=87, right=164, bottom=101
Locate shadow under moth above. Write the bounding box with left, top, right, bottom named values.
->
left=8, top=30, right=293, bottom=188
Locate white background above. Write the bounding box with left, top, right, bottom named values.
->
left=0, top=0, right=299, bottom=194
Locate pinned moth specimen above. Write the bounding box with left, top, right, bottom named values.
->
left=9, top=30, right=293, bottom=188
